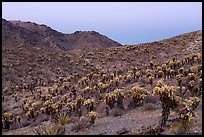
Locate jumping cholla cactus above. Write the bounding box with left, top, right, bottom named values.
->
left=26, top=108, right=35, bottom=120
left=190, top=66, right=198, bottom=74
left=193, top=53, right=202, bottom=63
left=135, top=71, right=141, bottom=79
left=157, top=70, right=164, bottom=78
left=187, top=73, right=197, bottom=81
left=12, top=92, right=18, bottom=102
left=178, top=97, right=200, bottom=130
left=113, top=76, right=120, bottom=86
left=168, top=60, right=175, bottom=69
left=126, top=73, right=132, bottom=82
left=40, top=107, right=46, bottom=114
left=153, top=81, right=178, bottom=127
left=178, top=67, right=184, bottom=74
left=2, top=112, right=11, bottom=130
left=149, top=61, right=154, bottom=69
left=188, top=80, right=196, bottom=91
left=169, top=69, right=175, bottom=78
left=84, top=98, right=95, bottom=113
left=114, top=89, right=125, bottom=109
left=105, top=93, right=116, bottom=109
left=63, top=82, right=70, bottom=90
left=145, top=69, right=153, bottom=78
left=87, top=111, right=98, bottom=125
left=131, top=86, right=147, bottom=107
left=66, top=102, right=75, bottom=116
left=161, top=64, right=167, bottom=75
left=76, top=96, right=84, bottom=116
left=16, top=115, right=21, bottom=124
left=147, top=76, right=154, bottom=86
left=176, top=74, right=183, bottom=86
left=2, top=87, right=8, bottom=94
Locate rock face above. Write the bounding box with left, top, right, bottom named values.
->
left=2, top=19, right=122, bottom=51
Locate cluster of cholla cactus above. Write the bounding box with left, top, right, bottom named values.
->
left=2, top=46, right=202, bottom=134
left=26, top=108, right=35, bottom=120
left=2, top=112, right=21, bottom=130
left=21, top=99, right=39, bottom=121
left=40, top=100, right=59, bottom=118
left=153, top=80, right=179, bottom=127
left=87, top=111, right=98, bottom=125
left=131, top=86, right=147, bottom=107
left=2, top=112, right=14, bottom=130
left=84, top=98, right=95, bottom=113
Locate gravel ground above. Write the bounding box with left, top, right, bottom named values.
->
left=65, top=107, right=161, bottom=135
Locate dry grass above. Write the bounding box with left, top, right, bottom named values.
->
left=34, top=124, right=65, bottom=135
left=57, top=113, right=72, bottom=125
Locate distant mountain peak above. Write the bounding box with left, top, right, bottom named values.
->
left=2, top=18, right=122, bottom=51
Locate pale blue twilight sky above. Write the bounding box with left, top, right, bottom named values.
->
left=2, top=2, right=202, bottom=44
